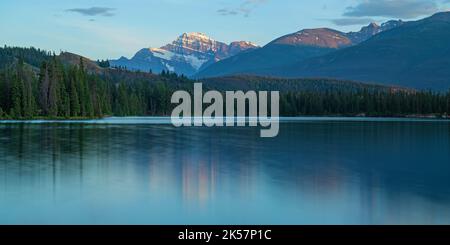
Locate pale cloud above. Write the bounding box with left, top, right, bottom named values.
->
left=217, top=8, right=239, bottom=16
left=344, top=0, right=439, bottom=19
left=217, top=0, right=268, bottom=17
left=66, top=7, right=116, bottom=17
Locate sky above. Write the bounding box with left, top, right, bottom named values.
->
left=1, top=0, right=449, bottom=60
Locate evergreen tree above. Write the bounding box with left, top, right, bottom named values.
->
left=15, top=59, right=36, bottom=118
left=38, top=62, right=50, bottom=115
left=47, top=60, right=60, bottom=117
left=76, top=58, right=94, bottom=117
left=22, top=76, right=35, bottom=118
left=10, top=75, right=24, bottom=117
left=69, top=75, right=80, bottom=117
left=116, top=82, right=129, bottom=116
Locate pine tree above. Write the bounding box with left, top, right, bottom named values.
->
left=69, top=75, right=80, bottom=117
left=85, top=80, right=94, bottom=117
left=76, top=58, right=94, bottom=117
left=55, top=60, right=68, bottom=117
left=16, top=59, right=36, bottom=118
left=47, top=60, right=60, bottom=117
left=22, top=76, right=35, bottom=118
left=116, top=82, right=129, bottom=116
left=11, top=75, right=24, bottom=118
left=38, top=62, right=50, bottom=115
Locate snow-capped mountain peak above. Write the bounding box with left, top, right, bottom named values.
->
left=162, top=32, right=225, bottom=56
left=110, top=33, right=259, bottom=76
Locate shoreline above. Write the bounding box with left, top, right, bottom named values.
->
left=0, top=114, right=449, bottom=123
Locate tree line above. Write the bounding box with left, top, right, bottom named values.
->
left=280, top=90, right=450, bottom=117
left=0, top=56, right=189, bottom=119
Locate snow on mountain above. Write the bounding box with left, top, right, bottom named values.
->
left=346, top=20, right=404, bottom=44
left=110, top=32, right=259, bottom=76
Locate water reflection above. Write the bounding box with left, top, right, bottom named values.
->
left=0, top=120, right=450, bottom=224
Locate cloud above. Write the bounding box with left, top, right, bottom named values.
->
left=218, top=0, right=268, bottom=17
left=66, top=7, right=116, bottom=17
left=329, top=18, right=376, bottom=26
left=217, top=8, right=239, bottom=16
left=344, top=0, right=439, bottom=19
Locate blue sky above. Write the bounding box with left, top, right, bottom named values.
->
left=1, top=0, right=449, bottom=60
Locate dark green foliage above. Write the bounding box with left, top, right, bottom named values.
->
left=2, top=59, right=37, bottom=119
left=0, top=46, right=50, bottom=69
left=10, top=75, right=24, bottom=117
left=68, top=74, right=80, bottom=117
left=279, top=90, right=450, bottom=117
left=0, top=47, right=190, bottom=119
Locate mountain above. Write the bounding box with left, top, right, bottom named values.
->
left=110, top=32, right=258, bottom=76
left=195, top=20, right=403, bottom=79
left=274, top=12, right=450, bottom=90
left=194, top=29, right=351, bottom=78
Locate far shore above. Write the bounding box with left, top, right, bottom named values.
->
left=0, top=114, right=449, bottom=122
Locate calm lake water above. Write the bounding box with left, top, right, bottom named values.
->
left=1, top=117, right=450, bottom=224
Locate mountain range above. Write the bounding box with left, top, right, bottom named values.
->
left=108, top=12, right=450, bottom=91
left=195, top=19, right=403, bottom=79
left=197, top=12, right=450, bottom=90
left=274, top=12, right=450, bottom=91
left=110, top=21, right=402, bottom=78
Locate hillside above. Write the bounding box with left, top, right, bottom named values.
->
left=57, top=52, right=104, bottom=74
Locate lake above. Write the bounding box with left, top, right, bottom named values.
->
left=1, top=117, right=450, bottom=224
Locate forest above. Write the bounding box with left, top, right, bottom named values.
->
left=0, top=46, right=449, bottom=119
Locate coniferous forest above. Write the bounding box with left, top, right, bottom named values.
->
left=0, top=46, right=449, bottom=119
